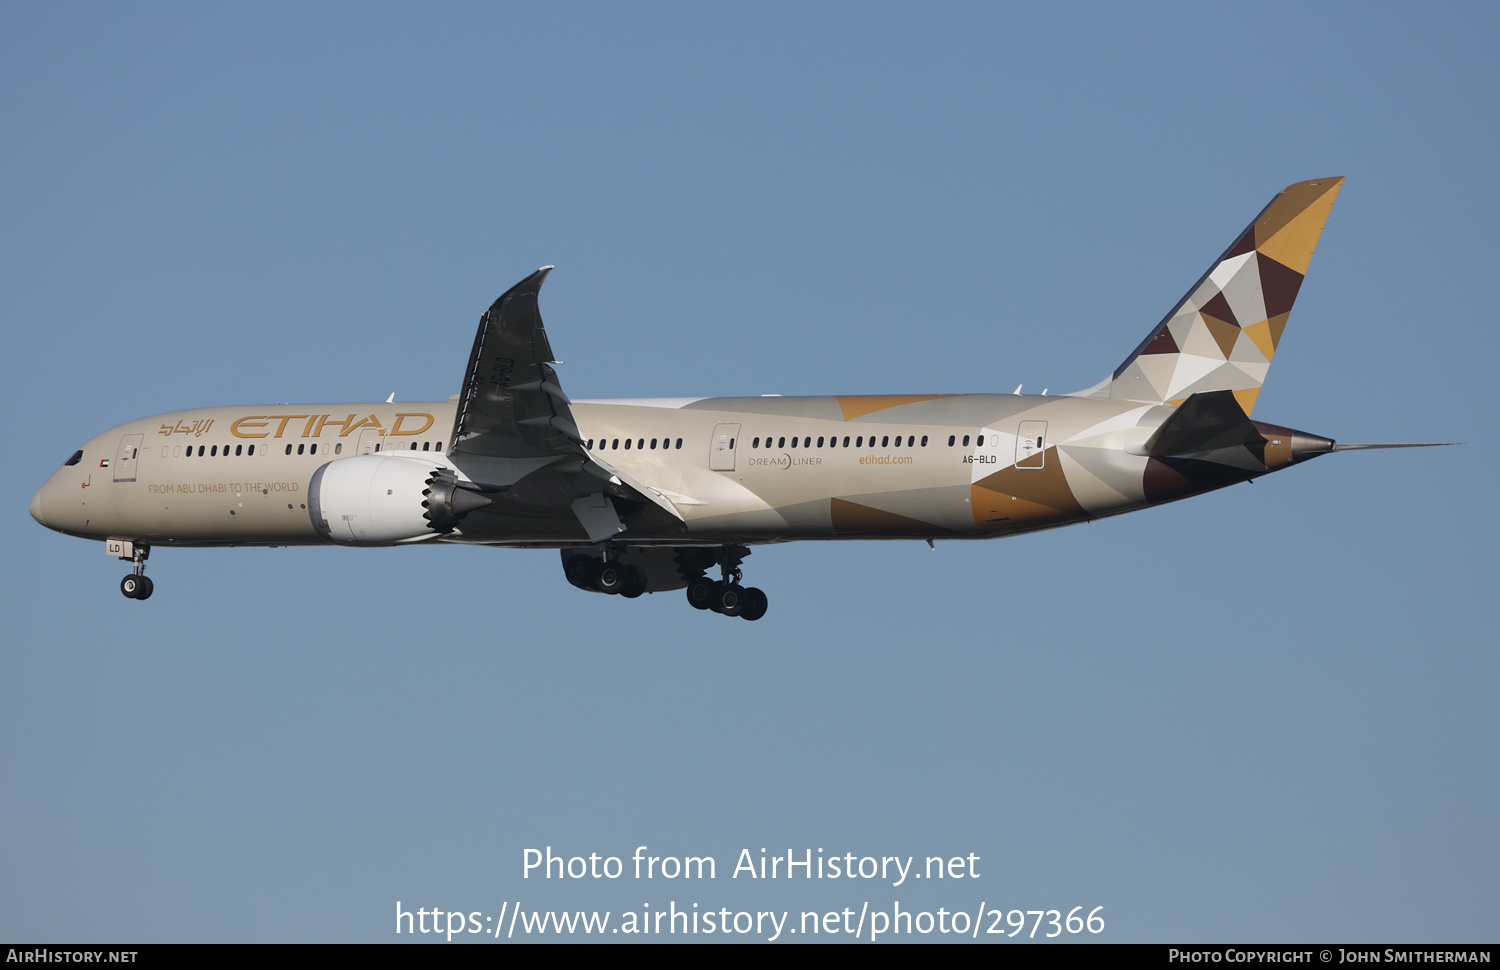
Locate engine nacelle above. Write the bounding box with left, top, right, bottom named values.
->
left=308, top=454, right=489, bottom=545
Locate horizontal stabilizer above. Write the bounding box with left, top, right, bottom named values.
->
left=1144, top=390, right=1261, bottom=458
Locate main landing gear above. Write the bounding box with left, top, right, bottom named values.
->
left=564, top=549, right=647, bottom=598
left=562, top=544, right=769, bottom=620
left=684, top=545, right=767, bottom=621
left=120, top=544, right=153, bottom=600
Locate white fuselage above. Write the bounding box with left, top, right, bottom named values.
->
left=31, top=393, right=1170, bottom=549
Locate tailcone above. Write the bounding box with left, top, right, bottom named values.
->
left=1252, top=421, right=1334, bottom=469
left=1288, top=431, right=1335, bottom=463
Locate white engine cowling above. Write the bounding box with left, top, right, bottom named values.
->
left=308, top=454, right=455, bottom=545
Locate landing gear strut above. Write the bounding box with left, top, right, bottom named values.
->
left=684, top=545, right=767, bottom=621
left=120, top=544, right=153, bottom=600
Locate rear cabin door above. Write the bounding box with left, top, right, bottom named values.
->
left=1016, top=420, right=1048, bottom=469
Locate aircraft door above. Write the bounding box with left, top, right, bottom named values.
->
left=1016, top=420, right=1047, bottom=469
left=356, top=428, right=384, bottom=455
left=113, top=434, right=144, bottom=483
left=708, top=423, right=741, bottom=471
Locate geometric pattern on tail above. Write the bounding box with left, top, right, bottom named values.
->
left=1108, top=177, right=1343, bottom=415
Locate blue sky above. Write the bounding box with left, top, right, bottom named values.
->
left=2, top=2, right=1495, bottom=942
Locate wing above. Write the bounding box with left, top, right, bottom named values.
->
left=451, top=266, right=577, bottom=461
left=448, top=268, right=683, bottom=541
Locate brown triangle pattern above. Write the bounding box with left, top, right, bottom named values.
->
left=1254, top=179, right=1341, bottom=274
left=1139, top=328, right=1179, bottom=356
left=830, top=497, right=955, bottom=536
left=1201, top=313, right=1241, bottom=358
left=1267, top=312, right=1290, bottom=353
left=969, top=485, right=1077, bottom=529
left=1257, top=253, right=1305, bottom=318
left=973, top=451, right=1085, bottom=515
left=834, top=395, right=959, bottom=421
left=1200, top=291, right=1240, bottom=329
left=1226, top=224, right=1258, bottom=259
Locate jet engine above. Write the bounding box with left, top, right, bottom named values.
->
left=308, top=454, right=491, bottom=545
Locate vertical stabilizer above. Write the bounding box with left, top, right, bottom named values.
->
left=1086, top=177, right=1343, bottom=415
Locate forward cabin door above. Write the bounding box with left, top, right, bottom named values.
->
left=356, top=428, right=384, bottom=455
left=708, top=423, right=741, bottom=471
left=113, top=433, right=144, bottom=483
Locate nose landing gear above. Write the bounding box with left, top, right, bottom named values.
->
left=119, top=543, right=153, bottom=600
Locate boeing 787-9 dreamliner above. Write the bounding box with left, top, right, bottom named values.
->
left=30, top=177, right=1448, bottom=619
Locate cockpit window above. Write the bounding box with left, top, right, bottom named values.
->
left=63, top=449, right=83, bottom=467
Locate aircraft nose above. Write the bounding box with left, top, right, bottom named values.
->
left=30, top=484, right=49, bottom=528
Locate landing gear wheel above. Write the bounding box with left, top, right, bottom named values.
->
left=591, top=561, right=626, bottom=595
left=716, top=583, right=746, bottom=617
left=121, top=574, right=153, bottom=600
left=619, top=565, right=646, bottom=598
left=564, top=554, right=595, bottom=589
left=739, top=586, right=767, bottom=621
left=685, top=577, right=714, bottom=610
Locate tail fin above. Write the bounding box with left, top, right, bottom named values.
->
left=1080, top=177, right=1343, bottom=415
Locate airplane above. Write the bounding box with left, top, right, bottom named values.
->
left=30, top=176, right=1449, bottom=619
